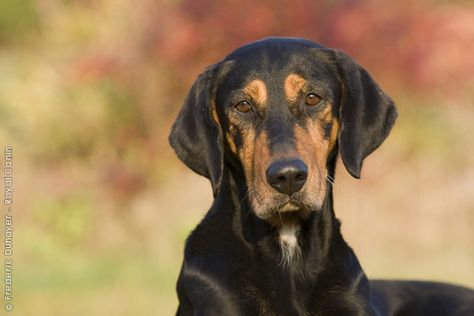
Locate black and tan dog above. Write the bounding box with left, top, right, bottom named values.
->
left=169, top=37, right=474, bottom=315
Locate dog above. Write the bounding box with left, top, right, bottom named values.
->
left=169, top=37, right=474, bottom=315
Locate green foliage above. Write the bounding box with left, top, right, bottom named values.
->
left=32, top=193, right=94, bottom=247
left=0, top=0, right=39, bottom=44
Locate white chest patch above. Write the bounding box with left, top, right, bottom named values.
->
left=279, top=222, right=301, bottom=266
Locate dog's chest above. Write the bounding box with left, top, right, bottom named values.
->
left=238, top=280, right=368, bottom=316
left=278, top=222, right=301, bottom=265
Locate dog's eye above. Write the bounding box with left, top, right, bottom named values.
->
left=234, top=101, right=252, bottom=113
left=305, top=93, right=322, bottom=106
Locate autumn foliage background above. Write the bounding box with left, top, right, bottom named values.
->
left=1, top=0, right=473, bottom=315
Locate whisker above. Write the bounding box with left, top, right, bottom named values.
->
left=236, top=187, right=255, bottom=220
left=239, top=188, right=252, bottom=204
left=326, top=175, right=335, bottom=185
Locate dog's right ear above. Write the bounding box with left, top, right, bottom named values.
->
left=169, top=64, right=225, bottom=197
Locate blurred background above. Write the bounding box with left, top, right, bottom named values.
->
left=0, top=0, right=473, bottom=315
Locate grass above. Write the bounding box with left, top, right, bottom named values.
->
left=14, top=254, right=178, bottom=315
left=13, top=220, right=183, bottom=315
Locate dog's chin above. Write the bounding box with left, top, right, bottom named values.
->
left=254, top=201, right=314, bottom=225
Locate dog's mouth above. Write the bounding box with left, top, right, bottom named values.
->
left=278, top=202, right=302, bottom=213
left=267, top=204, right=311, bottom=227
left=268, top=199, right=312, bottom=222
left=276, top=192, right=315, bottom=213
left=250, top=186, right=322, bottom=220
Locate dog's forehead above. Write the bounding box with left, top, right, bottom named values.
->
left=225, top=39, right=327, bottom=72
left=218, top=39, right=335, bottom=94
left=225, top=37, right=325, bottom=60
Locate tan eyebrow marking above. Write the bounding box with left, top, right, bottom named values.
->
left=284, top=74, right=307, bottom=102
left=243, top=80, right=267, bottom=107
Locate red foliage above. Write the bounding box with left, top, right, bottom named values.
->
left=70, top=54, right=122, bottom=82
left=153, top=0, right=474, bottom=96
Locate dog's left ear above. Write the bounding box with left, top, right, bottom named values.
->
left=334, top=50, right=397, bottom=179
left=169, top=64, right=225, bottom=197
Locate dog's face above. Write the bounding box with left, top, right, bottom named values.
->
left=170, top=38, right=396, bottom=222
left=213, top=45, right=341, bottom=220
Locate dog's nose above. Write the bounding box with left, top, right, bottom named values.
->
left=266, top=159, right=308, bottom=195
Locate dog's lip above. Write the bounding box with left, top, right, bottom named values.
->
left=278, top=202, right=302, bottom=213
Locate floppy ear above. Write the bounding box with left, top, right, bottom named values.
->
left=335, top=50, right=397, bottom=179
left=169, top=66, right=224, bottom=196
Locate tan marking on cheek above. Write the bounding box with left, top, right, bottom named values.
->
left=328, top=117, right=340, bottom=152
left=284, top=74, right=307, bottom=102
left=243, top=80, right=267, bottom=108
left=212, top=105, right=238, bottom=155
left=239, top=130, right=274, bottom=215
left=210, top=105, right=220, bottom=126
left=252, top=131, right=275, bottom=214
left=318, top=103, right=340, bottom=152
left=253, top=131, right=272, bottom=184
left=305, top=119, right=329, bottom=161
left=226, top=131, right=238, bottom=154
left=319, top=103, right=332, bottom=120
left=239, top=129, right=256, bottom=180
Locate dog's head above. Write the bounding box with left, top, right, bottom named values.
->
left=170, top=37, right=397, bottom=221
